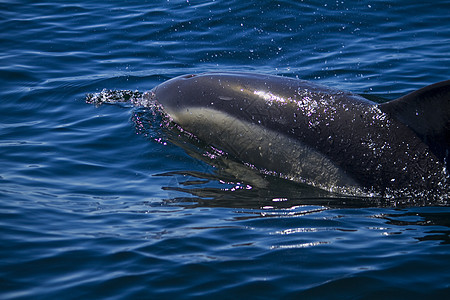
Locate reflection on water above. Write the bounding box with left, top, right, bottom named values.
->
left=378, top=210, right=450, bottom=245
left=156, top=169, right=450, bottom=247
left=157, top=168, right=439, bottom=209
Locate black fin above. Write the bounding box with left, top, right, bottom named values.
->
left=380, top=80, right=450, bottom=164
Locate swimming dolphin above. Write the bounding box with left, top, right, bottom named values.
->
left=149, top=72, right=449, bottom=197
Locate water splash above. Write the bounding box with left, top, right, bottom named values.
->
left=86, top=89, right=155, bottom=107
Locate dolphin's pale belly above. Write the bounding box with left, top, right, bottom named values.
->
left=170, top=107, right=360, bottom=192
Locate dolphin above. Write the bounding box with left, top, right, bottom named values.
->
left=148, top=72, right=449, bottom=197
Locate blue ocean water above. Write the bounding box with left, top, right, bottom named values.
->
left=1, top=0, right=449, bottom=298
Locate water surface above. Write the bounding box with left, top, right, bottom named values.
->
left=1, top=1, right=449, bottom=299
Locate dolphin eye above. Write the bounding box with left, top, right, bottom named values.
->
left=182, top=74, right=196, bottom=79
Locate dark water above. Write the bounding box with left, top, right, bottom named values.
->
left=1, top=1, right=449, bottom=299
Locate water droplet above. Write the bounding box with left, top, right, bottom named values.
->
left=327, top=136, right=334, bottom=145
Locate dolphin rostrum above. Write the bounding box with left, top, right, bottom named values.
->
left=148, top=72, right=449, bottom=198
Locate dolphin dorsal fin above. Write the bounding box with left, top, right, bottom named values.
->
left=380, top=80, right=450, bottom=161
